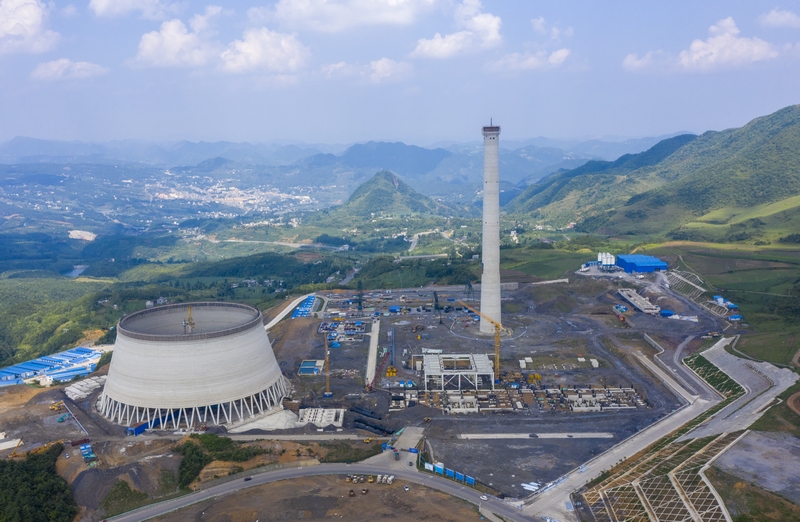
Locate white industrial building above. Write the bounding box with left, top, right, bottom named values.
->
left=423, top=353, right=495, bottom=391
left=99, top=302, right=288, bottom=429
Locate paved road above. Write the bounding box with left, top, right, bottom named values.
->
left=682, top=341, right=799, bottom=440
left=110, top=462, right=534, bottom=522
left=264, top=294, right=312, bottom=331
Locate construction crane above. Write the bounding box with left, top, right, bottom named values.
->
left=433, top=291, right=443, bottom=324
left=323, top=335, right=332, bottom=398
left=459, top=301, right=508, bottom=382
left=464, top=280, right=475, bottom=301
left=183, top=305, right=195, bottom=334
left=8, top=439, right=22, bottom=459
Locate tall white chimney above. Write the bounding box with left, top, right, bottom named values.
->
left=480, top=123, right=502, bottom=334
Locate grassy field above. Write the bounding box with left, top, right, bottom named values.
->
left=683, top=353, right=745, bottom=398
left=750, top=382, right=800, bottom=439
left=735, top=331, right=799, bottom=367
left=500, top=247, right=588, bottom=279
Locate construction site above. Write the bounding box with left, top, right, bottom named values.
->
left=1, top=128, right=797, bottom=521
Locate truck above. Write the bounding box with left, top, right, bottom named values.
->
left=70, top=438, right=90, bottom=447
left=386, top=475, right=394, bottom=485
left=126, top=422, right=148, bottom=437
left=57, top=413, right=70, bottom=423
left=394, top=450, right=400, bottom=461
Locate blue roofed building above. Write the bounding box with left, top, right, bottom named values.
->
left=616, top=255, right=668, bottom=273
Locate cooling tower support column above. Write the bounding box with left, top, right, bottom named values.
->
left=480, top=124, right=502, bottom=334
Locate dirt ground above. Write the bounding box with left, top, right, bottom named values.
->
left=154, top=475, right=482, bottom=522
left=0, top=385, right=88, bottom=453
left=713, top=430, right=800, bottom=505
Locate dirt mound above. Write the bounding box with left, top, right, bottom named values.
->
left=71, top=457, right=181, bottom=522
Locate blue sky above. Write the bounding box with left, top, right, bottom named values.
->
left=1, top=0, right=799, bottom=144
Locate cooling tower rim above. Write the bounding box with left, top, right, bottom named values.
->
left=117, top=301, right=262, bottom=342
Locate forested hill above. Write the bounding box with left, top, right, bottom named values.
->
left=505, top=104, right=800, bottom=241
left=307, top=170, right=462, bottom=222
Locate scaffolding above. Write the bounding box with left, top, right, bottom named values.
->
left=423, top=353, right=495, bottom=391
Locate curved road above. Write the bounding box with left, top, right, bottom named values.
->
left=109, top=463, right=533, bottom=522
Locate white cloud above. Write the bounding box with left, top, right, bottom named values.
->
left=531, top=16, right=546, bottom=34
left=258, top=0, right=436, bottom=32
left=411, top=31, right=473, bottom=58
left=622, top=51, right=654, bottom=71
left=677, top=17, right=778, bottom=70
left=135, top=19, right=215, bottom=67
left=31, top=58, right=107, bottom=79
left=189, top=5, right=222, bottom=34
left=456, top=0, right=500, bottom=47
left=548, top=48, right=570, bottom=65
left=0, top=0, right=59, bottom=54
left=320, top=60, right=364, bottom=78
left=88, top=0, right=177, bottom=19
left=369, top=57, right=411, bottom=83
left=529, top=16, right=572, bottom=41
left=412, top=0, right=500, bottom=59
left=220, top=28, right=310, bottom=73
left=60, top=4, right=77, bottom=16
left=759, top=8, right=800, bottom=28
left=491, top=48, right=570, bottom=71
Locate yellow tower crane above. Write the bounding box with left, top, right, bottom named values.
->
left=184, top=305, right=195, bottom=334
left=459, top=301, right=508, bottom=382
left=323, top=334, right=333, bottom=398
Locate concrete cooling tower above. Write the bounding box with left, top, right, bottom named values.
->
left=99, top=302, right=287, bottom=429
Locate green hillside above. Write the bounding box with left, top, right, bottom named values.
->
left=506, top=104, right=800, bottom=243
left=312, top=170, right=459, bottom=221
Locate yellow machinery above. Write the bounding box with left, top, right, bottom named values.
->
left=385, top=366, right=397, bottom=377
left=363, top=437, right=374, bottom=443
left=184, top=305, right=196, bottom=334
left=527, top=373, right=542, bottom=384
left=459, top=301, right=508, bottom=381
left=49, top=401, right=64, bottom=411
left=8, top=439, right=23, bottom=459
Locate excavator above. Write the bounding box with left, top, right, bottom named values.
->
left=459, top=301, right=509, bottom=382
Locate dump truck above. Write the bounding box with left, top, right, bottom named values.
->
left=387, top=475, right=395, bottom=484
left=126, top=422, right=148, bottom=437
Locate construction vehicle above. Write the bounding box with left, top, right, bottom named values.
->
left=385, top=366, right=397, bottom=377
left=345, top=475, right=352, bottom=483
left=423, top=417, right=431, bottom=423
left=49, top=401, right=64, bottom=411
left=368, top=475, right=375, bottom=483
left=8, top=439, right=22, bottom=459
left=361, top=488, right=368, bottom=494
left=57, top=413, right=71, bottom=423
left=459, top=301, right=509, bottom=381
left=363, top=437, right=374, bottom=443
left=411, top=324, right=424, bottom=333
left=349, top=490, right=355, bottom=497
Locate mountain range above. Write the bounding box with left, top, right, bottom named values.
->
left=506, top=104, right=800, bottom=243
left=0, top=134, right=678, bottom=202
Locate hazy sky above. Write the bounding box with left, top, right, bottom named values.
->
left=1, top=0, right=799, bottom=144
